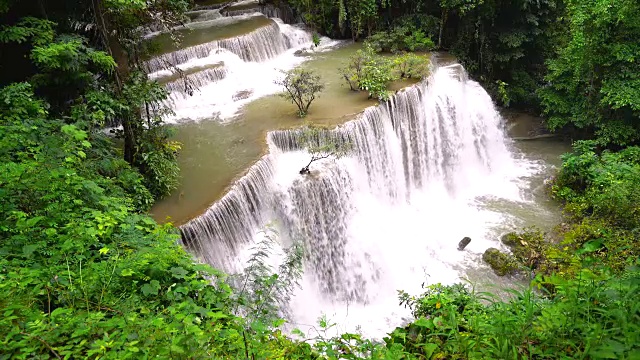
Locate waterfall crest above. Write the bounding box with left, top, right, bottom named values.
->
left=145, top=20, right=310, bottom=73
left=163, top=67, right=228, bottom=97
left=180, top=157, right=275, bottom=268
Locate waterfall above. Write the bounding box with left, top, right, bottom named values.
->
left=180, top=156, right=275, bottom=268
left=163, top=67, right=228, bottom=97
left=187, top=9, right=224, bottom=22
left=145, top=20, right=311, bottom=73
left=223, top=4, right=298, bottom=23
left=180, top=64, right=526, bottom=310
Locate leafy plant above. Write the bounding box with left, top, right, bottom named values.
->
left=276, top=68, right=325, bottom=117
left=366, top=26, right=436, bottom=53
left=393, top=53, right=430, bottom=79
left=340, top=44, right=394, bottom=101
left=297, top=125, right=352, bottom=174
left=312, top=33, right=321, bottom=47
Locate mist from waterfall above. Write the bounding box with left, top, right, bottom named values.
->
left=179, top=65, right=545, bottom=337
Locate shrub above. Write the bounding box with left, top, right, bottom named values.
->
left=365, top=26, right=435, bottom=53
left=340, top=44, right=394, bottom=101
left=552, top=142, right=640, bottom=229
left=393, top=53, right=430, bottom=79
left=276, top=68, right=325, bottom=117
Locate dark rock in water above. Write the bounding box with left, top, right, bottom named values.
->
left=457, top=236, right=471, bottom=251
left=482, top=248, right=518, bottom=276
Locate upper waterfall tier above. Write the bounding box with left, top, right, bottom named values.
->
left=145, top=18, right=311, bottom=73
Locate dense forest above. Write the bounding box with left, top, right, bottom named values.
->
left=1, top=0, right=639, bottom=358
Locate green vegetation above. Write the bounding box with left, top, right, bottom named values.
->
left=3, top=0, right=640, bottom=358
left=365, top=25, right=436, bottom=53
left=339, top=44, right=394, bottom=100
left=276, top=69, right=325, bottom=117
left=393, top=53, right=430, bottom=80
left=339, top=45, right=429, bottom=101
left=539, top=0, right=640, bottom=146
left=297, top=125, right=352, bottom=174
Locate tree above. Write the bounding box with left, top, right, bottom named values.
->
left=340, top=44, right=395, bottom=101
left=276, top=68, right=325, bottom=117
left=0, top=0, right=189, bottom=199
left=539, top=0, right=640, bottom=146
left=298, top=125, right=352, bottom=174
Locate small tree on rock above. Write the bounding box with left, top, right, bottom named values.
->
left=298, top=125, right=352, bottom=175
left=276, top=69, right=324, bottom=117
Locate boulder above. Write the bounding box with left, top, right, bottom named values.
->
left=500, top=230, right=546, bottom=269
left=482, top=248, right=518, bottom=276
left=457, top=237, right=471, bottom=251
left=500, top=232, right=520, bottom=248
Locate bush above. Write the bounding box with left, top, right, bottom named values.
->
left=552, top=142, right=640, bottom=229
left=388, top=270, right=640, bottom=359
left=393, top=53, right=430, bottom=79
left=365, top=25, right=435, bottom=53
left=340, top=44, right=394, bottom=101
left=276, top=68, right=325, bottom=117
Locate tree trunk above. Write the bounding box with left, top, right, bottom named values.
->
left=438, top=9, right=447, bottom=49
left=92, top=0, right=136, bottom=165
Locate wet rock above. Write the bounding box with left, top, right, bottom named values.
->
left=482, top=248, right=518, bottom=276
left=500, top=232, right=520, bottom=248
left=500, top=230, right=546, bottom=269
left=232, top=90, right=253, bottom=101
left=294, top=49, right=312, bottom=57
left=457, top=237, right=471, bottom=251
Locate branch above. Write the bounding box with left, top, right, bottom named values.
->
left=20, top=332, right=61, bottom=359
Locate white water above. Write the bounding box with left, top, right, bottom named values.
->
left=147, top=15, right=340, bottom=122
left=180, top=65, right=548, bottom=338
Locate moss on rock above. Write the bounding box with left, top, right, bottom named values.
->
left=482, top=248, right=519, bottom=276
left=500, top=229, right=547, bottom=269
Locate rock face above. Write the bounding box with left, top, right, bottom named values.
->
left=482, top=248, right=518, bottom=276
left=457, top=236, right=471, bottom=251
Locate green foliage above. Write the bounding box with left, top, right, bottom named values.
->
left=393, top=53, right=430, bottom=79
left=298, top=125, right=353, bottom=174
left=389, top=271, right=640, bottom=359
left=0, top=16, right=55, bottom=46
left=547, top=143, right=640, bottom=273
left=0, top=83, right=241, bottom=359
left=312, top=33, right=321, bottom=47
left=539, top=0, right=640, bottom=146
left=276, top=68, right=325, bottom=117
left=340, top=44, right=394, bottom=101
left=366, top=26, right=435, bottom=53
left=552, top=143, right=640, bottom=229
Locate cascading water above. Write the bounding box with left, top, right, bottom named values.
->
left=163, top=67, right=228, bottom=99
left=180, top=64, right=545, bottom=337
left=145, top=20, right=306, bottom=73
left=146, top=11, right=329, bottom=122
